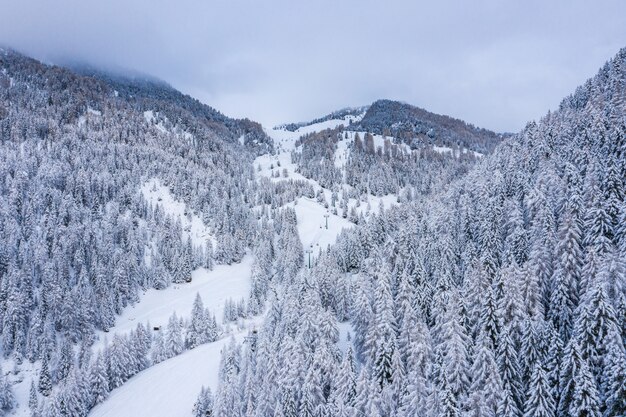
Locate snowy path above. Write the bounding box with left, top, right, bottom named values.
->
left=289, top=197, right=352, bottom=251
left=89, top=330, right=253, bottom=417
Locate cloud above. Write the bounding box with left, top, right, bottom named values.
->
left=1, top=0, right=625, bottom=131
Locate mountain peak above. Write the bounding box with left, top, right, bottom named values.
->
left=348, top=99, right=504, bottom=154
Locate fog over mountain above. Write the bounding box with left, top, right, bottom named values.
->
left=1, top=0, right=625, bottom=131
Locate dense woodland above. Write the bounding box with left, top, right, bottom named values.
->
left=0, top=49, right=275, bottom=415
left=0, top=45, right=624, bottom=417
left=205, top=49, right=626, bottom=417
left=0, top=48, right=478, bottom=416
left=349, top=99, right=505, bottom=155
left=294, top=127, right=478, bottom=197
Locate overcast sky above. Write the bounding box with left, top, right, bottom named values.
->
left=1, top=0, right=625, bottom=132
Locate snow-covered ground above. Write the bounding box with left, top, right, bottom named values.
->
left=255, top=113, right=364, bottom=181
left=92, top=257, right=253, bottom=351
left=85, top=178, right=254, bottom=416
left=77, top=107, right=102, bottom=128
left=337, top=321, right=355, bottom=353
left=89, top=330, right=256, bottom=417
left=2, top=359, right=39, bottom=417
left=258, top=117, right=399, bottom=253
left=91, top=177, right=244, bottom=348
left=269, top=112, right=364, bottom=150
left=289, top=197, right=352, bottom=252
left=433, top=144, right=483, bottom=158
left=254, top=150, right=307, bottom=182
left=143, top=110, right=194, bottom=141
left=143, top=110, right=168, bottom=134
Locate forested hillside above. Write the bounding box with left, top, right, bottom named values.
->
left=0, top=48, right=280, bottom=415
left=0, top=47, right=490, bottom=416
left=0, top=48, right=273, bottom=347
left=294, top=126, right=479, bottom=197
left=275, top=106, right=368, bottom=132
left=0, top=44, right=624, bottom=417
left=350, top=99, right=504, bottom=154
left=207, top=49, right=626, bottom=417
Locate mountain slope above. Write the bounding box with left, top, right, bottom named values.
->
left=205, top=48, right=626, bottom=417
left=350, top=99, right=504, bottom=154
left=275, top=106, right=368, bottom=132
left=0, top=49, right=276, bottom=415
left=73, top=64, right=273, bottom=155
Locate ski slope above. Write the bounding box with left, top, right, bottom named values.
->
left=89, top=331, right=253, bottom=417
left=85, top=179, right=255, bottom=417
left=258, top=116, right=399, bottom=260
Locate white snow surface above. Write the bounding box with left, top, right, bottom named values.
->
left=433, top=144, right=483, bottom=158
left=3, top=177, right=255, bottom=417
left=290, top=197, right=352, bottom=252
left=269, top=112, right=364, bottom=152
left=83, top=176, right=256, bottom=417
left=89, top=330, right=256, bottom=417
left=77, top=107, right=102, bottom=128
left=1, top=359, right=39, bottom=417
left=92, top=257, right=253, bottom=351
left=143, top=110, right=167, bottom=133
left=258, top=121, right=399, bottom=266
left=255, top=115, right=365, bottom=181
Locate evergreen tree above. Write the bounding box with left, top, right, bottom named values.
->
left=334, top=347, right=357, bottom=406
left=39, top=354, right=53, bottom=397
left=55, top=338, right=73, bottom=383
left=29, top=379, right=39, bottom=417
left=193, top=386, right=213, bottom=417
left=568, top=358, right=601, bottom=417
left=601, top=337, right=626, bottom=417
left=523, top=362, right=555, bottom=417
left=0, top=365, right=15, bottom=414
left=438, top=291, right=470, bottom=403
left=90, top=353, right=110, bottom=405
left=187, top=293, right=209, bottom=349
left=165, top=312, right=184, bottom=358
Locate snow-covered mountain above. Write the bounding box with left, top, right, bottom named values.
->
left=0, top=46, right=624, bottom=417
left=204, top=50, right=626, bottom=417
left=274, top=106, right=369, bottom=133
left=0, top=48, right=272, bottom=416
left=350, top=99, right=506, bottom=154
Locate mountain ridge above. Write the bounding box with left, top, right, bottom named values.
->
left=275, top=98, right=506, bottom=155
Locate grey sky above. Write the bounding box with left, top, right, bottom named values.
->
left=1, top=0, right=625, bottom=132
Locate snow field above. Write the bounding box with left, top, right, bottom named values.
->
left=89, top=327, right=258, bottom=417
left=92, top=257, right=253, bottom=351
